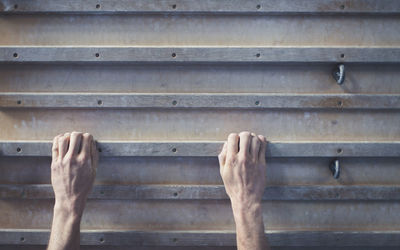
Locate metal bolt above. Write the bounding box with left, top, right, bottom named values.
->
left=329, top=159, right=340, bottom=179
left=333, top=64, right=345, bottom=85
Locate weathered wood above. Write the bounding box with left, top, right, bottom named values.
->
left=1, top=47, right=400, bottom=63
left=1, top=184, right=400, bottom=201
left=1, top=141, right=399, bottom=157
left=1, top=0, right=399, bottom=14
left=1, top=229, right=400, bottom=246
left=1, top=93, right=399, bottom=109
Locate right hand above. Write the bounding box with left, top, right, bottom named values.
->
left=218, top=132, right=267, bottom=210
left=51, top=132, right=99, bottom=215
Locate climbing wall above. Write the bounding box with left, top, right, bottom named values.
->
left=0, top=0, right=400, bottom=249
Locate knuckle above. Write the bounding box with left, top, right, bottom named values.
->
left=228, top=133, right=238, bottom=139
left=239, top=131, right=251, bottom=137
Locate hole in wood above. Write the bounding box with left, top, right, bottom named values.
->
left=14, top=4, right=18, bottom=9
left=171, top=53, right=177, bottom=58
left=337, top=100, right=343, bottom=107
left=97, top=100, right=103, bottom=105
left=13, top=53, right=18, bottom=58
left=16, top=147, right=22, bottom=153
left=20, top=237, right=25, bottom=242
left=255, top=100, right=260, bottom=106
left=340, top=53, right=345, bottom=58
left=256, top=4, right=261, bottom=9
left=340, top=4, right=345, bottom=10
left=172, top=148, right=177, bottom=153
left=172, top=4, right=177, bottom=9
left=95, top=53, right=100, bottom=57
left=173, top=192, right=178, bottom=197
left=172, top=100, right=177, bottom=106
left=17, top=100, right=21, bottom=105
left=173, top=238, right=178, bottom=242
left=98, top=148, right=102, bottom=153
left=256, top=53, right=261, bottom=58
left=337, top=148, right=343, bottom=154
left=99, top=237, right=104, bottom=243
left=96, top=4, right=101, bottom=9
left=100, top=190, right=104, bottom=195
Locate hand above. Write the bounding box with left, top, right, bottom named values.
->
left=51, top=132, right=98, bottom=216
left=218, top=132, right=269, bottom=250
left=218, top=131, right=267, bottom=210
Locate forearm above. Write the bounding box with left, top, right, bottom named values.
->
left=232, top=202, right=269, bottom=250
left=47, top=203, right=82, bottom=250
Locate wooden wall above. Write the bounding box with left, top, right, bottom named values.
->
left=0, top=0, right=399, bottom=249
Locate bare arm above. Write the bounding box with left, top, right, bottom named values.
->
left=47, top=132, right=98, bottom=250
left=219, top=132, right=270, bottom=250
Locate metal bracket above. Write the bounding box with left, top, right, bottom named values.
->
left=329, top=159, right=340, bottom=179
left=333, top=64, right=345, bottom=85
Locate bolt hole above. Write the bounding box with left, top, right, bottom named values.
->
left=13, top=53, right=18, bottom=58
left=17, top=100, right=21, bottom=105
left=340, top=54, right=345, bottom=58
left=340, top=4, right=345, bottom=10
left=172, top=148, right=177, bottom=153
left=99, top=237, right=104, bottom=243
left=171, top=53, right=176, bottom=58
left=16, top=147, right=22, bottom=153
left=172, top=4, right=177, bottom=9
left=95, top=53, right=100, bottom=57
left=173, top=192, right=178, bottom=197
left=20, top=237, right=25, bottom=242
left=256, top=4, right=261, bottom=9
left=172, top=100, right=177, bottom=106
left=256, top=53, right=261, bottom=58
left=255, top=100, right=260, bottom=106
left=337, top=148, right=343, bottom=154
left=337, top=100, right=343, bottom=107
left=14, top=4, right=18, bottom=9
left=173, top=238, right=178, bottom=242
left=97, top=100, right=103, bottom=105
left=96, top=4, right=101, bottom=9
left=98, top=148, right=102, bottom=153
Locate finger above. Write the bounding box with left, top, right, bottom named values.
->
left=58, top=133, right=70, bottom=160
left=250, top=133, right=261, bottom=162
left=51, top=134, right=62, bottom=162
left=238, top=131, right=251, bottom=157
left=226, top=133, right=239, bottom=161
left=80, top=133, right=92, bottom=157
left=91, top=139, right=99, bottom=175
left=258, top=135, right=267, bottom=164
left=68, top=131, right=83, bottom=156
left=218, top=142, right=227, bottom=175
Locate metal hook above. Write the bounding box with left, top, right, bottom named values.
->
left=329, top=159, right=340, bottom=179
left=333, top=64, right=345, bottom=85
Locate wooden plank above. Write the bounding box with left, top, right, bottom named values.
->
left=1, top=0, right=399, bottom=14
left=1, top=229, right=400, bottom=246
left=1, top=47, right=400, bottom=63
left=1, top=141, right=399, bottom=157
left=1, top=184, right=400, bottom=201
left=1, top=93, right=399, bottom=109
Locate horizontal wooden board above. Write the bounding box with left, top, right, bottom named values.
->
left=1, top=184, right=400, bottom=201
left=2, top=157, right=400, bottom=186
left=1, top=141, right=399, bottom=157
left=1, top=15, right=399, bottom=47
left=3, top=199, right=400, bottom=230
left=1, top=0, right=400, bottom=14
left=0, top=64, right=399, bottom=94
left=1, top=229, right=400, bottom=246
left=1, top=47, right=400, bottom=63
left=1, top=93, right=399, bottom=109
left=1, top=109, right=399, bottom=141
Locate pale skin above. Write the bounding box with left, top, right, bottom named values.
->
left=47, top=132, right=98, bottom=250
left=48, top=131, right=268, bottom=249
left=218, top=131, right=270, bottom=250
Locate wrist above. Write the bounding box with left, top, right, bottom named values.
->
left=231, top=201, right=263, bottom=222
left=54, top=199, right=85, bottom=219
